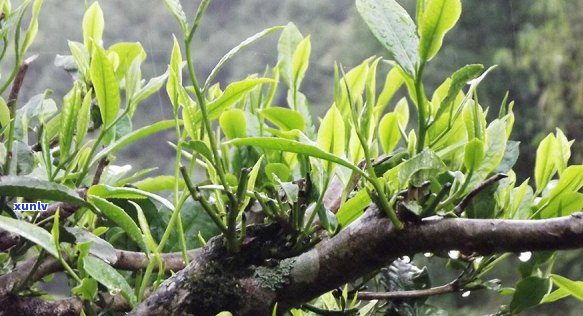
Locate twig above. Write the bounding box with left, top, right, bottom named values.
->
left=31, top=138, right=59, bottom=152
left=3, top=55, right=38, bottom=172
left=355, top=282, right=460, bottom=300
left=454, top=174, right=507, bottom=216
left=92, top=157, right=109, bottom=185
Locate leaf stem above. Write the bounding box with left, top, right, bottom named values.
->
left=415, top=64, right=427, bottom=154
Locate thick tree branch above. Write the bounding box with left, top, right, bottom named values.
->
left=0, top=249, right=200, bottom=299
left=133, top=207, right=583, bottom=315
left=0, top=295, right=82, bottom=316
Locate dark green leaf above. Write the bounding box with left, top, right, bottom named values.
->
left=83, top=255, right=137, bottom=306
left=227, top=137, right=362, bottom=176
left=183, top=140, right=214, bottom=162
left=88, top=195, right=147, bottom=253
left=356, top=0, right=420, bottom=77
left=0, top=176, right=86, bottom=206
left=0, top=216, right=58, bottom=257
left=510, top=276, right=550, bottom=313
left=65, top=227, right=117, bottom=264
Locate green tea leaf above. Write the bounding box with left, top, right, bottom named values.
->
left=261, top=107, right=305, bottom=131
left=277, top=22, right=304, bottom=86
left=0, top=97, right=9, bottom=128
left=68, top=41, right=90, bottom=77
left=336, top=189, right=371, bottom=227
left=131, top=70, right=169, bottom=112
left=109, top=42, right=146, bottom=81
left=534, top=133, right=557, bottom=194
left=0, top=176, right=87, bottom=206
left=219, top=109, right=247, bottom=140
left=538, top=165, right=583, bottom=213
left=167, top=36, right=183, bottom=111
left=131, top=201, right=158, bottom=253
left=205, top=25, right=283, bottom=90
left=199, top=78, right=272, bottom=123
left=83, top=255, right=137, bottom=306
left=76, top=90, right=93, bottom=148
left=227, top=137, right=362, bottom=176
left=397, top=149, right=446, bottom=187
left=336, top=59, right=370, bottom=119
left=90, top=45, right=120, bottom=128
left=21, top=0, right=42, bottom=55
left=356, top=0, right=420, bottom=77
left=88, top=185, right=175, bottom=211
left=551, top=274, right=583, bottom=302
left=60, top=85, right=81, bottom=160
left=375, top=67, right=404, bottom=112
left=241, top=156, right=264, bottom=211
left=510, top=276, right=550, bottom=313
left=72, top=277, right=98, bottom=301
left=65, top=227, right=117, bottom=264
left=88, top=195, right=147, bottom=253
left=463, top=138, right=484, bottom=172
left=540, top=192, right=583, bottom=219
left=91, top=120, right=177, bottom=166
left=434, top=64, right=483, bottom=123
left=419, top=0, right=462, bottom=61
left=554, top=128, right=572, bottom=175
left=0, top=216, right=58, bottom=257
left=291, top=36, right=311, bottom=89
left=317, top=105, right=345, bottom=176
left=162, top=0, right=188, bottom=33
left=265, top=163, right=291, bottom=182
left=82, top=2, right=104, bottom=54
left=378, top=112, right=400, bottom=154
left=183, top=140, right=214, bottom=162
left=133, top=176, right=185, bottom=192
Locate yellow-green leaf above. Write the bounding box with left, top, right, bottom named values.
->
left=90, top=45, right=120, bottom=128
left=60, top=85, right=82, bottom=160
left=534, top=133, right=557, bottom=194
left=82, top=2, right=104, bottom=54
left=76, top=90, right=92, bottom=148
left=291, top=36, right=311, bottom=89
left=317, top=105, right=345, bottom=176
left=419, top=0, right=461, bottom=61
left=261, top=107, right=305, bottom=131
left=219, top=109, right=247, bottom=140
left=378, top=112, right=400, bottom=154
left=551, top=274, right=583, bottom=302
left=463, top=138, right=484, bottom=172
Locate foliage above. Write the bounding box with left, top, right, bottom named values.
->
left=0, top=0, right=581, bottom=315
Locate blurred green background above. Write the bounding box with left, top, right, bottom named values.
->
left=19, top=0, right=583, bottom=314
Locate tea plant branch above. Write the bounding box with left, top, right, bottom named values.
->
left=453, top=173, right=508, bottom=216
left=0, top=248, right=200, bottom=300
left=130, top=207, right=583, bottom=315
left=1, top=294, right=133, bottom=315
left=92, top=157, right=109, bottom=185
left=354, top=281, right=478, bottom=300
left=3, top=55, right=37, bottom=176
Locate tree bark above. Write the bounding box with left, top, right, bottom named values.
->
left=130, top=207, right=583, bottom=315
